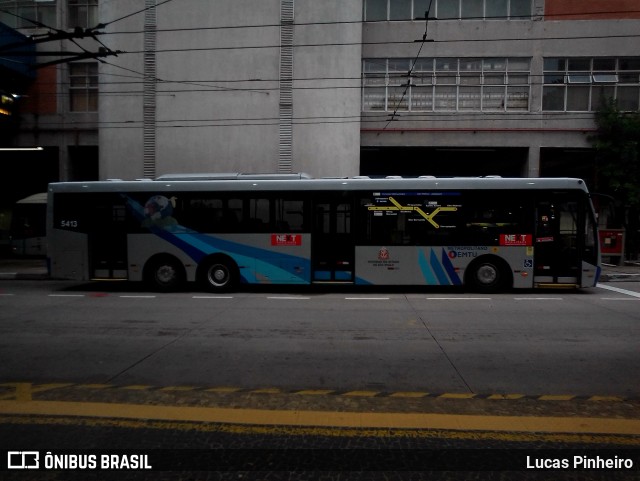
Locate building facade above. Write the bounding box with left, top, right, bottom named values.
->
left=0, top=0, right=99, bottom=226
left=98, top=0, right=363, bottom=180
left=102, top=0, right=640, bottom=183
left=2, top=0, right=640, bottom=186
left=360, top=0, right=640, bottom=182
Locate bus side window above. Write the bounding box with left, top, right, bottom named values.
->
left=465, top=192, right=530, bottom=244
left=248, top=198, right=270, bottom=232
left=275, top=199, right=305, bottom=232
left=185, top=197, right=222, bottom=232
left=226, top=198, right=243, bottom=232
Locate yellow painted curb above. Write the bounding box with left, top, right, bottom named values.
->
left=1, top=400, right=639, bottom=436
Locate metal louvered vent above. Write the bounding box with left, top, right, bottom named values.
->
left=143, top=0, right=157, bottom=179
left=279, top=0, right=294, bottom=173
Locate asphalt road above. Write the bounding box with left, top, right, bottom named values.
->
left=1, top=279, right=640, bottom=480
left=1, top=280, right=639, bottom=397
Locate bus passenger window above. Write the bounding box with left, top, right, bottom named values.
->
left=248, top=198, right=270, bottom=231
left=275, top=199, right=305, bottom=232
left=336, top=204, right=351, bottom=234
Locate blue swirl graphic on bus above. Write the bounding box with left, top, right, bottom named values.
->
left=123, top=194, right=310, bottom=284
left=418, top=248, right=462, bottom=286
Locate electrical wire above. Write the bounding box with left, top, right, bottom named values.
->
left=384, top=0, right=433, bottom=129
left=5, top=3, right=640, bottom=131
left=96, top=9, right=640, bottom=36
left=98, top=0, right=179, bottom=28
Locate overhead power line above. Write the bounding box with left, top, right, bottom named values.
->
left=97, top=0, right=179, bottom=29
left=385, top=0, right=434, bottom=128
left=0, top=8, right=121, bottom=68
left=17, top=112, right=600, bottom=130
left=98, top=9, right=640, bottom=36
left=99, top=32, right=640, bottom=57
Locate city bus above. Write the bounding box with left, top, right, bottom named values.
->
left=47, top=174, right=601, bottom=292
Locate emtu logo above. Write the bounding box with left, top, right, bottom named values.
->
left=7, top=451, right=39, bottom=469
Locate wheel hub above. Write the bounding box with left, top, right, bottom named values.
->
left=477, top=264, right=498, bottom=285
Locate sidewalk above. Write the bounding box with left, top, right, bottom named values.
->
left=599, top=261, right=640, bottom=282
left=0, top=256, right=639, bottom=282
left=0, top=257, right=49, bottom=280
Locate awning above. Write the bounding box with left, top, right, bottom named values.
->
left=0, top=22, right=36, bottom=82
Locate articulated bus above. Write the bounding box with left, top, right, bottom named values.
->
left=47, top=174, right=601, bottom=292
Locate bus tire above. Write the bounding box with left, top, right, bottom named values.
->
left=465, top=255, right=512, bottom=293
left=145, top=254, right=186, bottom=292
left=199, top=256, right=238, bottom=292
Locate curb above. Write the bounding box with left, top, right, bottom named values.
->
left=600, top=273, right=640, bottom=282
left=0, top=272, right=49, bottom=281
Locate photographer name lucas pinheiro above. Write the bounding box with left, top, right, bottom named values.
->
left=7, top=451, right=152, bottom=470
left=526, top=455, right=634, bottom=470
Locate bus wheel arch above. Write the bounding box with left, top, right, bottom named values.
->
left=198, top=254, right=239, bottom=292
left=465, top=255, right=513, bottom=293
left=144, top=254, right=186, bottom=292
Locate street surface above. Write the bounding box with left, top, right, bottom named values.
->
left=1, top=280, right=640, bottom=395
left=1, top=279, right=639, bottom=479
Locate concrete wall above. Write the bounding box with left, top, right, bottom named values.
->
left=292, top=0, right=362, bottom=177
left=100, top=0, right=281, bottom=179
left=99, top=0, right=363, bottom=180
left=98, top=0, right=640, bottom=180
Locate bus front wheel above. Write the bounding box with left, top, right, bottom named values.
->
left=466, top=256, right=512, bottom=293
left=145, top=255, right=185, bottom=292
left=199, top=257, right=238, bottom=292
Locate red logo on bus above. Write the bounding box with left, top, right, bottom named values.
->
left=499, top=234, right=532, bottom=246
left=271, top=234, right=302, bottom=246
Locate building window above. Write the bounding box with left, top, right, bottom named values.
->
left=68, top=0, right=98, bottom=29
left=363, top=0, right=531, bottom=21
left=362, top=57, right=530, bottom=112
left=69, top=62, right=98, bottom=112
left=0, top=0, right=57, bottom=28
left=543, top=58, right=640, bottom=112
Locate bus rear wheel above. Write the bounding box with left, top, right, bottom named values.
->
left=199, top=257, right=238, bottom=292
left=146, top=255, right=185, bottom=292
left=466, top=256, right=512, bottom=293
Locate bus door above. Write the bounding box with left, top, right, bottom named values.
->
left=312, top=196, right=354, bottom=282
left=534, top=195, right=581, bottom=286
left=89, top=199, right=128, bottom=279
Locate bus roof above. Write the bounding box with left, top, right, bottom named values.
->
left=48, top=176, right=591, bottom=194
left=16, top=192, right=47, bottom=204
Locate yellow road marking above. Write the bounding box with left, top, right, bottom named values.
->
left=1, top=399, right=639, bottom=436
left=389, top=392, right=429, bottom=398
left=487, top=394, right=527, bottom=400
left=204, top=387, right=243, bottom=393
left=1, top=414, right=637, bottom=445
left=0, top=383, right=74, bottom=401
left=343, top=391, right=379, bottom=397
left=121, top=385, right=154, bottom=391
left=251, top=388, right=282, bottom=394
left=538, top=395, right=576, bottom=401
left=294, top=390, right=336, bottom=396
left=589, top=396, right=625, bottom=402
left=16, top=383, right=31, bottom=402
left=439, top=393, right=477, bottom=399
